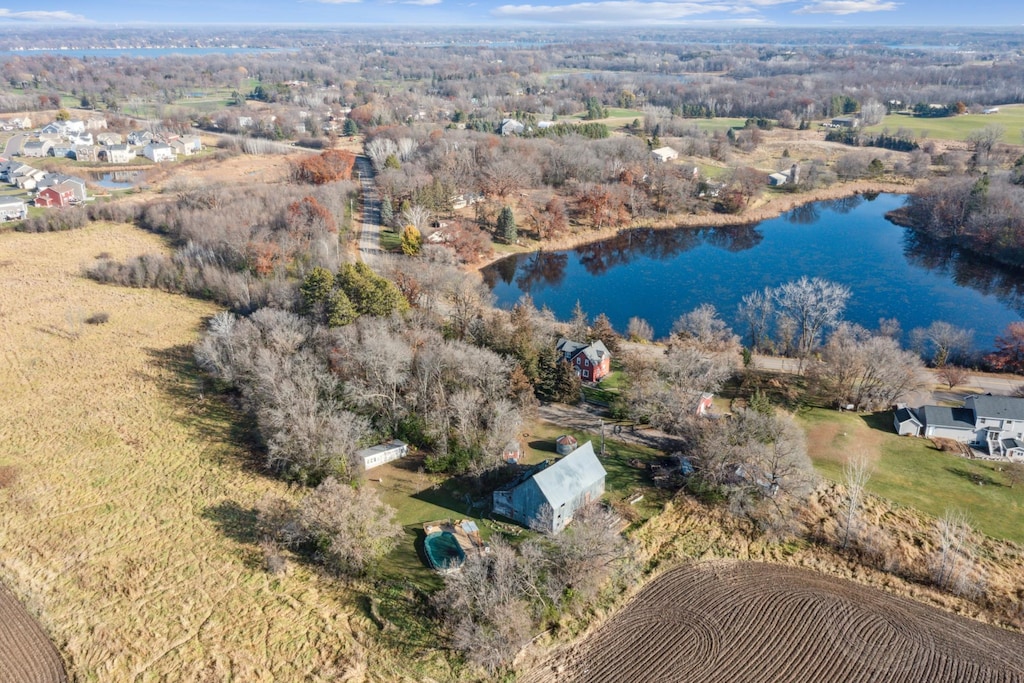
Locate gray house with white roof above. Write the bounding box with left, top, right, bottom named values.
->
left=492, top=440, right=606, bottom=533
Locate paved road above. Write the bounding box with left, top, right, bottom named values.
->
left=355, top=156, right=383, bottom=267
left=3, top=133, right=25, bottom=157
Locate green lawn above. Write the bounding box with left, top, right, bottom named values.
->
left=378, top=227, right=402, bottom=253
left=862, top=105, right=1024, bottom=144
left=799, top=408, right=1024, bottom=544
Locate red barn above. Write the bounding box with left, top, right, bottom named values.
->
left=556, top=338, right=612, bottom=382
left=35, top=186, right=73, bottom=208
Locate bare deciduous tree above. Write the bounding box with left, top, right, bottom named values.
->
left=737, top=287, right=774, bottom=352
left=772, top=276, right=850, bottom=365
left=929, top=510, right=986, bottom=599
left=299, top=477, right=403, bottom=576
left=839, top=453, right=872, bottom=550
left=627, top=316, right=653, bottom=342
left=936, top=364, right=969, bottom=389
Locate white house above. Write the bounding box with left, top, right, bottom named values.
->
left=104, top=144, right=135, bottom=164
left=0, top=199, right=27, bottom=221
left=143, top=143, right=175, bottom=163
left=21, top=140, right=52, bottom=158
left=651, top=146, right=679, bottom=163
left=357, top=440, right=409, bottom=471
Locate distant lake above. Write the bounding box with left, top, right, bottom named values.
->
left=482, top=193, right=1024, bottom=352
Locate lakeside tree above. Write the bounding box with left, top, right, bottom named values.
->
left=986, top=322, right=1024, bottom=374
left=497, top=205, right=517, bottom=244
left=839, top=453, right=872, bottom=550
left=627, top=316, right=653, bottom=343
left=772, top=277, right=851, bottom=364
left=910, top=321, right=974, bottom=367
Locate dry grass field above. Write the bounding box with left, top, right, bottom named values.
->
left=521, top=560, right=1024, bottom=683
left=0, top=223, right=391, bottom=682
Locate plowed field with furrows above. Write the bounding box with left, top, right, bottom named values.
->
left=0, top=583, right=66, bottom=683
left=522, top=561, right=1024, bottom=683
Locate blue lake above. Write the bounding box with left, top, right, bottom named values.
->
left=482, top=193, right=1024, bottom=352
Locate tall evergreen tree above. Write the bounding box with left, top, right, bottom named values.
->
left=497, top=206, right=517, bottom=244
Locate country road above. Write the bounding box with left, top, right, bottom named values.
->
left=355, top=155, right=383, bottom=267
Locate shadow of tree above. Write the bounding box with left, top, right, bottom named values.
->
left=202, top=499, right=261, bottom=546
left=946, top=466, right=1004, bottom=488
left=141, top=343, right=268, bottom=475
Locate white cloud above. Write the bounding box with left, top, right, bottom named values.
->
left=311, top=0, right=364, bottom=4
left=0, top=8, right=89, bottom=22
left=404, top=0, right=442, bottom=5
left=794, top=0, right=896, bottom=14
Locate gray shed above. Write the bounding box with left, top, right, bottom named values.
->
left=492, top=441, right=606, bottom=533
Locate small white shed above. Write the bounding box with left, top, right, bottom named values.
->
left=357, top=440, right=409, bottom=471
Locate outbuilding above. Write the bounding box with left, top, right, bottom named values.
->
left=357, top=440, right=408, bottom=471
left=492, top=440, right=606, bottom=533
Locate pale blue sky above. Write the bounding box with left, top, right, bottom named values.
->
left=0, top=0, right=1020, bottom=27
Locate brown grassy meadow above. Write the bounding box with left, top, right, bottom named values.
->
left=0, top=223, right=386, bottom=682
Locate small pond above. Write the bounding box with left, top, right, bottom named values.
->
left=89, top=171, right=142, bottom=190
left=482, top=193, right=1024, bottom=351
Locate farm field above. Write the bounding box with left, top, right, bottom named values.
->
left=521, top=560, right=1024, bottom=683
left=0, top=223, right=383, bottom=681
left=0, top=583, right=66, bottom=683
left=863, top=105, right=1024, bottom=143
left=799, top=408, right=1024, bottom=545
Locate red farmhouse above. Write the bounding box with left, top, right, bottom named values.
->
left=556, top=338, right=612, bottom=382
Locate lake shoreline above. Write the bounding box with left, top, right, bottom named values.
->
left=472, top=179, right=917, bottom=273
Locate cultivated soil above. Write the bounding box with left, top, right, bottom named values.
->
left=0, top=583, right=67, bottom=683
left=520, top=560, right=1024, bottom=683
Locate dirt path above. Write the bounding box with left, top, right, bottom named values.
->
left=536, top=401, right=685, bottom=453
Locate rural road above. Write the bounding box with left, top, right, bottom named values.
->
left=355, top=155, right=383, bottom=266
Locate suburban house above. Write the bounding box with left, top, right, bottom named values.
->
left=651, top=146, right=679, bottom=163
left=143, top=143, right=175, bottom=163
left=103, top=144, right=135, bottom=164
left=35, top=185, right=74, bottom=208
left=1, top=116, right=31, bottom=130
left=556, top=337, right=612, bottom=382
left=96, top=132, right=122, bottom=146
left=492, top=440, right=606, bottom=533
left=50, top=144, right=74, bottom=159
left=73, top=144, right=98, bottom=162
left=357, top=440, right=408, bottom=471
left=21, top=140, right=53, bottom=158
left=0, top=199, right=27, bottom=221
left=84, top=116, right=108, bottom=130
left=498, top=118, right=525, bottom=136
left=127, top=131, right=155, bottom=146
left=831, top=116, right=859, bottom=128
left=896, top=395, right=1024, bottom=459
left=170, top=135, right=202, bottom=156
